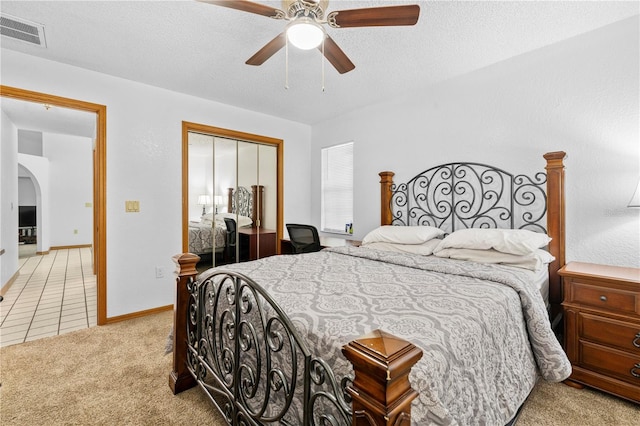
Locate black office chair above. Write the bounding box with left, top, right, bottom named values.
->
left=286, top=224, right=321, bottom=254
left=224, top=218, right=238, bottom=263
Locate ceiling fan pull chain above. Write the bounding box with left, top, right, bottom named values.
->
left=321, top=37, right=325, bottom=92
left=285, top=35, right=289, bottom=90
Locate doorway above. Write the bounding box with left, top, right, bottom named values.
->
left=0, top=85, right=107, bottom=326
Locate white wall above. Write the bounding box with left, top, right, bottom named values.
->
left=18, top=176, right=36, bottom=205
left=0, top=110, right=19, bottom=287
left=18, top=129, right=43, bottom=156
left=17, top=153, right=50, bottom=254
left=43, top=132, right=93, bottom=246
left=1, top=49, right=312, bottom=318
left=189, top=151, right=214, bottom=220
left=311, top=17, right=640, bottom=268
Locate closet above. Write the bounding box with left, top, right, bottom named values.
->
left=182, top=122, right=282, bottom=269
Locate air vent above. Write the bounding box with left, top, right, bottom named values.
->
left=0, top=14, right=46, bottom=47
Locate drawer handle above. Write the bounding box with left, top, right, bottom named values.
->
left=632, top=364, right=640, bottom=379
left=634, top=333, right=640, bottom=348
left=599, top=295, right=608, bottom=302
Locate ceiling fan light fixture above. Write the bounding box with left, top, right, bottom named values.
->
left=286, top=18, right=325, bottom=50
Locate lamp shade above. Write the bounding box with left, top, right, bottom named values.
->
left=214, top=195, right=223, bottom=205
left=628, top=179, right=640, bottom=208
left=287, top=18, right=325, bottom=50
left=197, top=195, right=211, bottom=206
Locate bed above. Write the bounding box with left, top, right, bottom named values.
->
left=169, top=152, right=571, bottom=425
left=187, top=185, right=264, bottom=256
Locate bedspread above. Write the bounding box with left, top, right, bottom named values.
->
left=188, top=222, right=225, bottom=254
left=203, top=246, right=571, bottom=425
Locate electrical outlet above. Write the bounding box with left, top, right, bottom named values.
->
left=74, top=229, right=78, bottom=234
left=155, top=267, right=165, bottom=278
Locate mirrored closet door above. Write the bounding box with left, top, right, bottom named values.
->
left=183, top=122, right=282, bottom=270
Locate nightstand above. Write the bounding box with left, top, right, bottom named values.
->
left=560, top=261, right=640, bottom=403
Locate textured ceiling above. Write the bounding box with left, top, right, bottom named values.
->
left=1, top=96, right=97, bottom=138
left=1, top=0, right=639, bottom=127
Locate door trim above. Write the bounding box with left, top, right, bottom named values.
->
left=1, top=85, right=108, bottom=325
left=182, top=121, right=284, bottom=254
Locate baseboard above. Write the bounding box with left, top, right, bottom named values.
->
left=1, top=270, right=20, bottom=296
left=104, top=304, right=173, bottom=324
left=36, top=251, right=50, bottom=255
left=49, top=244, right=92, bottom=250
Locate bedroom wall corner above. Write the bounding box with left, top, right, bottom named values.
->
left=310, top=16, right=640, bottom=268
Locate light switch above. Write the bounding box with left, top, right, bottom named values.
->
left=125, top=200, right=140, bottom=212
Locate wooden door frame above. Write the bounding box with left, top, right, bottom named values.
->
left=1, top=85, right=107, bottom=325
left=182, top=121, right=284, bottom=254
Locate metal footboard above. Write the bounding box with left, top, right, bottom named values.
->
left=185, top=270, right=353, bottom=425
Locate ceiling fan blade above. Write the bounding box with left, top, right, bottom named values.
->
left=319, top=35, right=355, bottom=74
left=327, top=5, right=420, bottom=28
left=198, top=0, right=285, bottom=19
left=246, top=33, right=286, bottom=66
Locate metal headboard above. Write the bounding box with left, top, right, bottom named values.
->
left=390, top=162, right=548, bottom=234
left=231, top=186, right=253, bottom=218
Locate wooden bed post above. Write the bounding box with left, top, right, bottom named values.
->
left=251, top=184, right=264, bottom=228
left=379, top=172, right=394, bottom=226
left=169, top=252, right=200, bottom=395
left=227, top=188, right=234, bottom=213
left=343, top=329, right=423, bottom=426
left=543, top=151, right=566, bottom=324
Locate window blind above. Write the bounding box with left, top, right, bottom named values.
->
left=321, top=142, right=353, bottom=233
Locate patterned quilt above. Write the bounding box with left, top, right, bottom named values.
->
left=188, top=222, right=225, bottom=254
left=201, top=246, right=571, bottom=425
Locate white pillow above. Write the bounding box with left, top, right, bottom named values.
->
left=364, top=239, right=441, bottom=256
left=212, top=213, right=253, bottom=228
left=201, top=213, right=215, bottom=222
left=434, top=247, right=555, bottom=271
left=434, top=228, right=551, bottom=256
left=362, top=225, right=445, bottom=245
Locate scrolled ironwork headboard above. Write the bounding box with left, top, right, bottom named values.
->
left=390, top=162, right=548, bottom=234
left=230, top=186, right=253, bottom=218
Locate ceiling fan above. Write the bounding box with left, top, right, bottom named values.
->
left=199, top=0, right=420, bottom=74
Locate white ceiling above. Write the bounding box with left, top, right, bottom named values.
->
left=1, top=0, right=638, bottom=130
left=1, top=96, right=97, bottom=138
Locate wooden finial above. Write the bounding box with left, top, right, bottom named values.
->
left=342, top=329, right=423, bottom=425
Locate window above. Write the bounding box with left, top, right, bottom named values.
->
left=321, top=142, right=353, bottom=234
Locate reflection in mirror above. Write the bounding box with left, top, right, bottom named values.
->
left=186, top=128, right=280, bottom=272
left=215, top=137, right=238, bottom=264
left=187, top=132, right=218, bottom=269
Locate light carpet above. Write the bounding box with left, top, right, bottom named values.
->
left=1, top=310, right=637, bottom=425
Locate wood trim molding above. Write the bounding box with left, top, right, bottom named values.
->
left=1, top=85, right=108, bottom=326
left=181, top=122, right=284, bottom=253
left=103, top=304, right=173, bottom=325
left=49, top=244, right=92, bottom=250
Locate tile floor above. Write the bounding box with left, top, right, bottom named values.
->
left=0, top=245, right=97, bottom=348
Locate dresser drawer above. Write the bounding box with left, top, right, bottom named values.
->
left=579, top=313, right=640, bottom=353
left=567, top=280, right=639, bottom=316
left=580, top=340, right=640, bottom=386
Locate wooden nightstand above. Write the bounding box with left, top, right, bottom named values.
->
left=560, top=261, right=640, bottom=403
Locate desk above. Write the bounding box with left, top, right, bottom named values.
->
left=239, top=228, right=277, bottom=260
left=280, top=236, right=360, bottom=254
